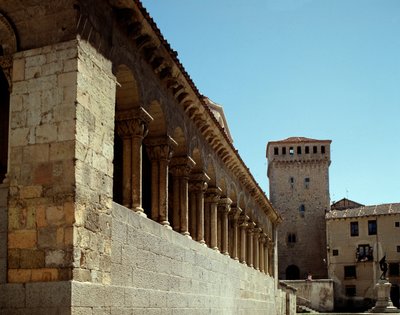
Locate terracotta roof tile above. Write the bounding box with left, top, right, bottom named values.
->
left=326, top=203, right=400, bottom=219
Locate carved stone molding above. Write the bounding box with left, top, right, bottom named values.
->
left=145, top=135, right=177, bottom=161
left=0, top=13, right=17, bottom=56
left=116, top=107, right=153, bottom=138
left=205, top=187, right=222, bottom=204
left=170, top=156, right=196, bottom=177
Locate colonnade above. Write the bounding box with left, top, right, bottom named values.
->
left=115, top=107, right=274, bottom=274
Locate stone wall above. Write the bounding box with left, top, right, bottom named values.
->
left=93, top=202, right=278, bottom=314
left=7, top=40, right=80, bottom=283
left=0, top=202, right=280, bottom=314
left=284, top=279, right=334, bottom=312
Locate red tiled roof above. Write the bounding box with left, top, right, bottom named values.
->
left=326, top=203, right=400, bottom=219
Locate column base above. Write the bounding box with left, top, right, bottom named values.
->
left=133, top=207, right=147, bottom=217
left=161, top=221, right=173, bottom=230
left=212, top=247, right=220, bottom=252
left=222, top=252, right=229, bottom=256
left=182, top=232, right=192, bottom=239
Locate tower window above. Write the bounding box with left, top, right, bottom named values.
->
left=321, top=146, right=326, bottom=154
left=368, top=220, right=377, bottom=235
left=344, top=265, right=356, bottom=279
left=287, top=233, right=296, bottom=244
left=305, top=146, right=310, bottom=154
left=274, top=147, right=279, bottom=155
left=395, top=222, right=399, bottom=227
left=297, top=146, right=302, bottom=154
left=350, top=222, right=359, bottom=236
left=313, top=146, right=317, bottom=154
left=299, top=204, right=305, bottom=217
left=290, top=177, right=294, bottom=184
left=304, top=177, right=310, bottom=188
left=282, top=147, right=286, bottom=155
left=332, top=249, right=339, bottom=256
left=397, top=246, right=400, bottom=253
left=289, top=147, right=294, bottom=155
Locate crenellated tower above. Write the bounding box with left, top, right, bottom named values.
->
left=267, top=137, right=331, bottom=280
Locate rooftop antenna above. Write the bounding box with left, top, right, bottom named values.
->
left=346, top=188, right=349, bottom=199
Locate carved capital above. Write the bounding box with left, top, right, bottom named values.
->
left=170, top=156, right=196, bottom=177
left=189, top=181, right=208, bottom=192
left=247, top=221, right=256, bottom=233
left=145, top=135, right=178, bottom=161
left=205, top=186, right=222, bottom=203
left=260, top=233, right=268, bottom=244
left=253, top=227, right=262, bottom=238
left=0, top=56, right=12, bottom=87
left=116, top=107, right=153, bottom=139
left=238, top=214, right=249, bottom=228
left=229, top=206, right=242, bottom=221
left=218, top=197, right=232, bottom=214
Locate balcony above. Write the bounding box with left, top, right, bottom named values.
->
left=356, top=245, right=373, bottom=262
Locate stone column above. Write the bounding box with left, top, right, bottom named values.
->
left=116, top=107, right=153, bottom=215
left=229, top=206, right=242, bottom=260
left=189, top=172, right=210, bottom=244
left=247, top=221, right=256, bottom=268
left=205, top=187, right=222, bottom=251
left=239, top=214, right=249, bottom=264
left=253, top=228, right=262, bottom=271
left=268, top=238, right=274, bottom=277
left=170, top=156, right=196, bottom=237
left=145, top=136, right=177, bottom=228
left=189, top=189, right=196, bottom=238
left=218, top=197, right=232, bottom=256
left=259, top=233, right=267, bottom=274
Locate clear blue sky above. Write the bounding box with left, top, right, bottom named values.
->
left=141, top=0, right=400, bottom=206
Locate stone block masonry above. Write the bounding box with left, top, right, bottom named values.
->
left=0, top=203, right=279, bottom=314
left=7, top=40, right=81, bottom=283
left=7, top=38, right=116, bottom=284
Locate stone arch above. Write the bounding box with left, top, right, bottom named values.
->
left=0, top=12, right=18, bottom=57
left=286, top=264, right=300, bottom=280
left=115, top=64, right=140, bottom=111
left=238, top=192, right=246, bottom=211
left=147, top=100, right=167, bottom=138
left=205, top=158, right=217, bottom=187
left=0, top=69, right=9, bottom=183
left=172, top=126, right=188, bottom=156
left=190, top=146, right=204, bottom=173
left=113, top=65, right=138, bottom=204
left=218, top=177, right=228, bottom=197
left=228, top=182, right=238, bottom=205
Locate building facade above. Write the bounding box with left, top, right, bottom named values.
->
left=267, top=137, right=331, bottom=280
left=326, top=202, right=400, bottom=311
left=0, top=1, right=294, bottom=313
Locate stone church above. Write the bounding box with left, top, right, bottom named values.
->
left=0, top=0, right=296, bottom=313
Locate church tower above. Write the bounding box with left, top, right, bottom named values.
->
left=267, top=137, right=331, bottom=279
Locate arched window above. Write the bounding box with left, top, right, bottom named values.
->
left=0, top=69, right=10, bottom=183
